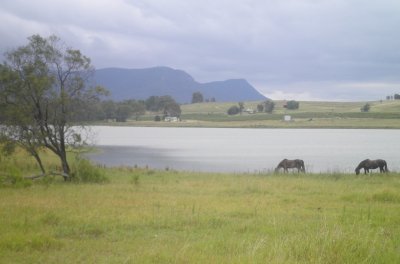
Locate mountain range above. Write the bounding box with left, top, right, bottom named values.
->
left=93, top=67, right=267, bottom=103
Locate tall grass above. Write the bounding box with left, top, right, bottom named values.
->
left=1, top=166, right=400, bottom=263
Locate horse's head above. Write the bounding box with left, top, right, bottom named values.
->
left=355, top=168, right=360, bottom=175
left=274, top=167, right=280, bottom=173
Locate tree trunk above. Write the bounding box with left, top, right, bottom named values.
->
left=59, top=153, right=70, bottom=181
left=32, top=152, right=46, bottom=174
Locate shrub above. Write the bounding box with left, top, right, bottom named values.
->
left=227, top=105, right=240, bottom=115
left=264, top=100, right=275, bottom=113
left=361, top=103, right=370, bottom=112
left=71, top=159, right=109, bottom=183
left=286, top=100, right=299, bottom=110
left=0, top=163, right=32, bottom=188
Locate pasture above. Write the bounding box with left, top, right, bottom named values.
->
left=107, top=99, right=400, bottom=128
left=1, top=155, right=400, bottom=263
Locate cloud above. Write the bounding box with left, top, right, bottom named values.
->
left=1, top=0, right=400, bottom=100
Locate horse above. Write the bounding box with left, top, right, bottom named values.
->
left=355, top=159, right=389, bottom=175
left=275, top=159, right=305, bottom=173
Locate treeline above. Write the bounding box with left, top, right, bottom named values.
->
left=227, top=100, right=300, bottom=115
left=82, top=95, right=181, bottom=122
left=386, top=94, right=400, bottom=100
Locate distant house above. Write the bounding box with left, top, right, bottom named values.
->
left=164, top=116, right=180, bottom=122
left=244, top=108, right=255, bottom=114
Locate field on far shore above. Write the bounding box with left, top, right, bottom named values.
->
left=101, top=99, right=400, bottom=128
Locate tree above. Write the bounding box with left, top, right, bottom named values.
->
left=145, top=95, right=181, bottom=117
left=238, top=102, right=245, bottom=115
left=100, top=100, right=117, bottom=120
left=286, top=100, right=299, bottom=110
left=130, top=100, right=146, bottom=120
left=263, top=100, right=275, bottom=113
left=162, top=99, right=181, bottom=117
left=0, top=35, right=106, bottom=179
left=394, top=94, right=400, bottom=100
left=227, top=105, right=240, bottom=115
left=361, top=103, right=371, bottom=112
left=191, top=92, right=204, bottom=104
left=257, top=103, right=264, bottom=112
left=115, top=102, right=133, bottom=122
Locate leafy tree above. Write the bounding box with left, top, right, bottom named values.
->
left=162, top=99, right=181, bottom=117
left=130, top=100, right=146, bottom=120
left=361, top=103, right=371, bottom=112
left=0, top=35, right=106, bottom=179
left=115, top=102, right=133, bottom=122
left=238, top=102, right=245, bottom=115
left=286, top=100, right=300, bottom=110
left=263, top=100, right=275, bottom=113
left=191, top=92, right=204, bottom=103
left=145, top=95, right=181, bottom=116
left=227, top=105, right=240, bottom=115
left=145, top=95, right=164, bottom=112
left=394, top=94, right=400, bottom=100
left=257, top=103, right=264, bottom=112
left=100, top=100, right=117, bottom=120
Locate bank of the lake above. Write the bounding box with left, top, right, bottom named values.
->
left=1, top=168, right=400, bottom=263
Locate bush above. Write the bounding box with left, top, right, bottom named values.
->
left=264, top=100, right=275, bottom=113
left=71, top=159, right=109, bottom=183
left=361, top=103, right=370, bottom=112
left=0, top=163, right=32, bottom=188
left=286, top=100, right=299, bottom=110
left=227, top=105, right=240, bottom=115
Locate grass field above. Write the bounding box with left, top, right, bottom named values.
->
left=1, top=151, right=400, bottom=263
left=101, top=99, right=400, bottom=128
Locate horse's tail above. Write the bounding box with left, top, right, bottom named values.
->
left=301, top=160, right=305, bottom=172
left=384, top=161, right=389, bottom=173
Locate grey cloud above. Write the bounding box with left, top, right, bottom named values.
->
left=1, top=0, right=400, bottom=100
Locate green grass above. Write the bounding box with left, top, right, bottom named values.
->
left=1, top=159, right=400, bottom=263
left=96, top=99, right=400, bottom=128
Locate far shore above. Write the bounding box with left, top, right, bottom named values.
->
left=88, top=99, right=400, bottom=129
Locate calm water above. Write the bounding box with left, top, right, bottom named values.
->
left=86, top=126, right=400, bottom=173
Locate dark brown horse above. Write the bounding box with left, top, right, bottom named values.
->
left=275, top=159, right=305, bottom=173
left=355, top=159, right=388, bottom=175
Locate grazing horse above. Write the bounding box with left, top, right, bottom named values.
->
left=355, top=159, right=389, bottom=175
left=275, top=159, right=305, bottom=173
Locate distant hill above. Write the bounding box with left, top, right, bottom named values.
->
left=93, top=67, right=267, bottom=103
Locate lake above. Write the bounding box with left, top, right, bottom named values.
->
left=86, top=126, right=400, bottom=173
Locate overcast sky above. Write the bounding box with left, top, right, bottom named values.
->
left=1, top=0, right=400, bottom=101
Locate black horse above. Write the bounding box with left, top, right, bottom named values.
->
left=355, top=159, right=389, bottom=175
left=275, top=159, right=305, bottom=173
